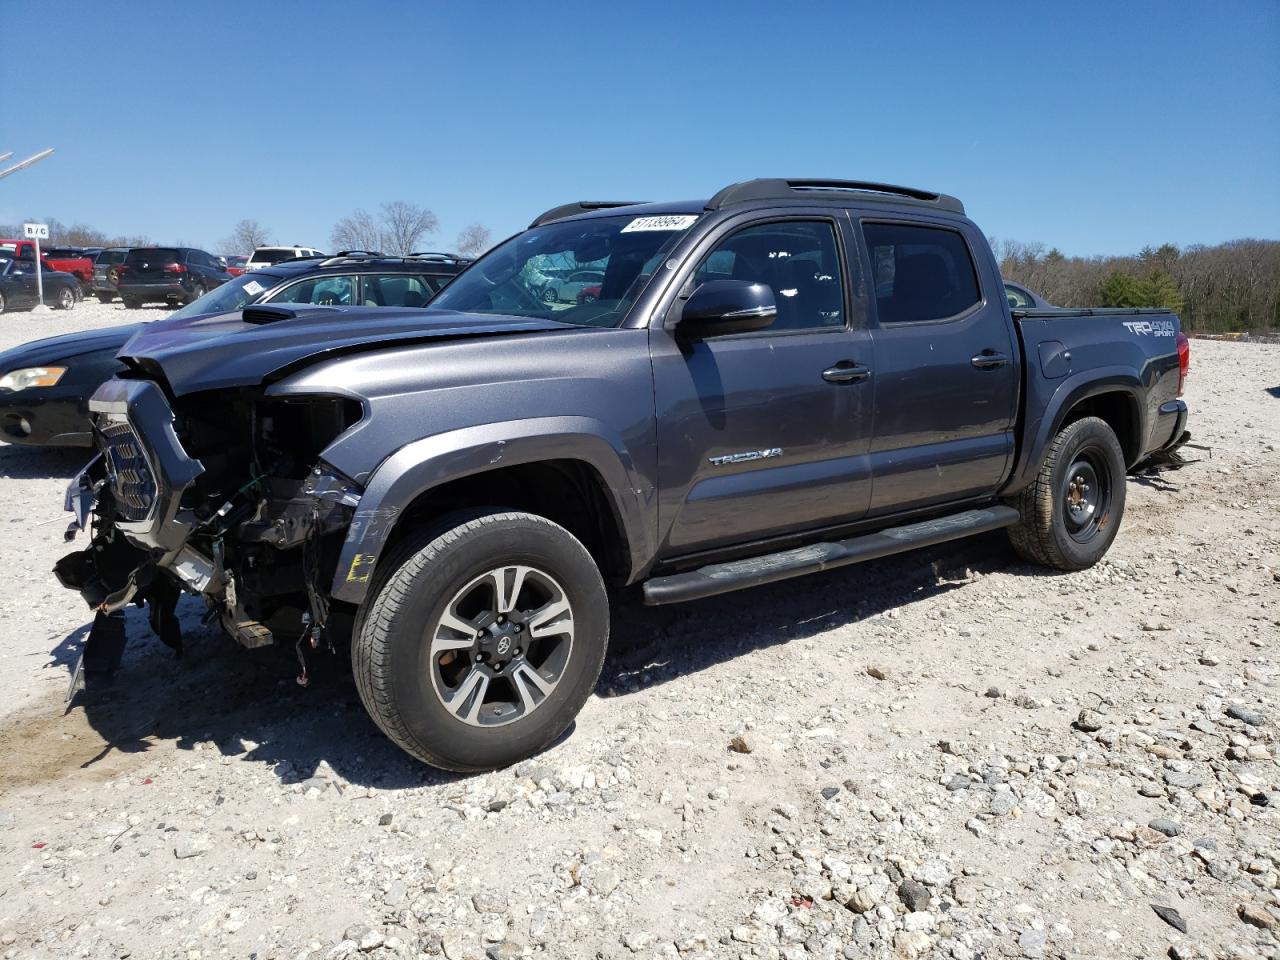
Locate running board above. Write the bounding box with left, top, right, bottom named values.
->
left=642, top=505, right=1020, bottom=605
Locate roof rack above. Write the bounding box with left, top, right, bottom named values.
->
left=706, top=178, right=964, bottom=215
left=407, top=251, right=471, bottom=262
left=529, top=200, right=646, bottom=228
left=315, top=252, right=470, bottom=269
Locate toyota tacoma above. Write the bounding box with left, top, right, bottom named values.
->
left=55, top=178, right=1192, bottom=772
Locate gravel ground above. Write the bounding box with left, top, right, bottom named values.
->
left=0, top=300, right=1276, bottom=960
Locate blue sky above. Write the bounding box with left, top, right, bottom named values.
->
left=2, top=0, right=1277, bottom=256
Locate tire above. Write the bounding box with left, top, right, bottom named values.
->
left=187, top=282, right=206, bottom=305
left=54, top=286, right=76, bottom=310
left=0, top=291, right=5, bottom=314
left=96, top=293, right=114, bottom=304
left=353, top=510, right=609, bottom=772
left=121, top=298, right=142, bottom=310
left=1006, top=416, right=1126, bottom=571
left=542, top=286, right=558, bottom=303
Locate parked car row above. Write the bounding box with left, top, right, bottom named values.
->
left=0, top=251, right=470, bottom=444
left=0, top=242, right=331, bottom=307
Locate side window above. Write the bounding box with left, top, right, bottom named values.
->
left=266, top=275, right=354, bottom=306
left=361, top=274, right=435, bottom=307
left=1004, top=284, right=1032, bottom=308
left=693, top=220, right=845, bottom=332
left=862, top=222, right=981, bottom=324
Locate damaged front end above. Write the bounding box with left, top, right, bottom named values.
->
left=56, top=376, right=363, bottom=684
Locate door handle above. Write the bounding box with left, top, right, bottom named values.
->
left=971, top=350, right=1009, bottom=369
left=822, top=361, right=871, bottom=383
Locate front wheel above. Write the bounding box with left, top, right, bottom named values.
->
left=54, top=286, right=76, bottom=310
left=353, top=510, right=609, bottom=772
left=96, top=293, right=115, bottom=305
left=1006, top=416, right=1126, bottom=571
left=121, top=297, right=142, bottom=310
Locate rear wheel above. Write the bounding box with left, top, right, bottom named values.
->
left=353, top=510, right=609, bottom=772
left=0, top=291, right=6, bottom=314
left=96, top=293, right=114, bottom=304
left=1006, top=416, right=1126, bottom=570
left=187, top=281, right=207, bottom=305
left=121, top=297, right=142, bottom=310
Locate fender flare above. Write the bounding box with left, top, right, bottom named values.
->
left=328, top=416, right=653, bottom=604
left=1003, top=366, right=1145, bottom=495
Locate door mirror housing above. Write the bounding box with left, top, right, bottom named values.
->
left=679, top=280, right=776, bottom=337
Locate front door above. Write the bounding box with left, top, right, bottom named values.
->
left=858, top=218, right=1017, bottom=515
left=652, top=215, right=875, bottom=557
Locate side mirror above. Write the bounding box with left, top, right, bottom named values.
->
left=678, top=279, right=776, bottom=337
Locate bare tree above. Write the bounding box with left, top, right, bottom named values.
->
left=222, top=218, right=271, bottom=255
left=329, top=208, right=384, bottom=253
left=455, top=223, right=492, bottom=258
left=379, top=201, right=438, bottom=256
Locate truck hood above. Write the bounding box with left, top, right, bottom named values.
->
left=0, top=323, right=143, bottom=369
left=118, top=306, right=583, bottom=396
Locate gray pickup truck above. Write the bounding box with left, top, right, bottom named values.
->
left=56, top=178, right=1192, bottom=771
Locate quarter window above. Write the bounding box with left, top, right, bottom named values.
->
left=693, top=220, right=845, bottom=332
left=862, top=223, right=981, bottom=324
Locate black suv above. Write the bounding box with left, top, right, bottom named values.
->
left=0, top=252, right=470, bottom=446
left=117, top=247, right=233, bottom=308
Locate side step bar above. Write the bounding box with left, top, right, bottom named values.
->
left=642, top=506, right=1020, bottom=605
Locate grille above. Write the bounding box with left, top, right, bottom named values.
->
left=100, top=420, right=156, bottom=522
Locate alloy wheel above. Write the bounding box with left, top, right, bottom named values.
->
left=428, top=564, right=575, bottom=727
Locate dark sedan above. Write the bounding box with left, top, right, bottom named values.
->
left=0, top=257, right=81, bottom=313
left=0, top=253, right=469, bottom=446
left=0, top=325, right=133, bottom=445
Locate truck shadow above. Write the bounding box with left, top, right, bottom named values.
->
left=0, top=442, right=92, bottom=480
left=44, top=533, right=1051, bottom=791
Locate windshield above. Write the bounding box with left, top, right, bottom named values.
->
left=0, top=243, right=18, bottom=257
left=251, top=248, right=304, bottom=264
left=168, top=271, right=277, bottom=321
left=429, top=213, right=699, bottom=326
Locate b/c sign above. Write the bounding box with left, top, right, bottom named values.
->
left=23, top=222, right=49, bottom=240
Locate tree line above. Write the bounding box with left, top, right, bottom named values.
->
left=1, top=201, right=493, bottom=261
left=991, top=237, right=1280, bottom=333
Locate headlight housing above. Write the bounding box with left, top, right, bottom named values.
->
left=0, top=366, right=68, bottom=391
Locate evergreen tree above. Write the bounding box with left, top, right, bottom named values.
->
left=1101, top=271, right=1143, bottom=307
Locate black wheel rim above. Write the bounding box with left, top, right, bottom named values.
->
left=1062, top=447, right=1112, bottom=543
left=427, top=564, right=575, bottom=727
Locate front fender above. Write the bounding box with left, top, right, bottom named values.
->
left=328, top=416, right=654, bottom=604
left=1003, top=366, right=1144, bottom=495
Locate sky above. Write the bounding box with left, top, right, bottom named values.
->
left=2, top=0, right=1277, bottom=257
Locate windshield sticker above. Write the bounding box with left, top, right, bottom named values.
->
left=242, top=280, right=264, bottom=296
left=621, top=215, right=699, bottom=233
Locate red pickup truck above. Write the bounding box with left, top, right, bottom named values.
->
left=0, top=240, right=93, bottom=291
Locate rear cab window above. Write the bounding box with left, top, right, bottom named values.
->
left=861, top=222, right=981, bottom=324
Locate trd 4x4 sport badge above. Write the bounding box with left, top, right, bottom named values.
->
left=708, top=447, right=783, bottom=467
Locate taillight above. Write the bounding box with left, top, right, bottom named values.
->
left=163, top=262, right=187, bottom=274
left=1176, top=332, right=1190, bottom=397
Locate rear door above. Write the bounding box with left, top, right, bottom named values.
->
left=856, top=216, right=1017, bottom=515
left=651, top=212, right=875, bottom=556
